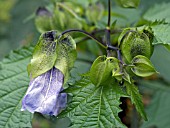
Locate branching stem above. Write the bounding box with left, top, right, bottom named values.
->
left=117, top=49, right=122, bottom=62
left=59, top=29, right=106, bottom=49
left=106, top=0, right=120, bottom=59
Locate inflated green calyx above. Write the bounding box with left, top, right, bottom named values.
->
left=90, top=56, right=120, bottom=86
left=119, top=29, right=152, bottom=63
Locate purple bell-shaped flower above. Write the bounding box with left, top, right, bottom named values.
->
left=21, top=67, right=67, bottom=116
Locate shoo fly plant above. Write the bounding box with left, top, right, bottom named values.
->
left=1, top=0, right=170, bottom=127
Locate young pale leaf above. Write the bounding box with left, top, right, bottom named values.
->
left=112, top=72, right=122, bottom=81
left=112, top=60, right=121, bottom=77
left=60, top=76, right=128, bottom=128
left=123, top=69, right=131, bottom=83
left=125, top=82, right=147, bottom=120
left=112, top=65, right=132, bottom=84
left=28, top=31, right=58, bottom=78
left=0, top=46, right=33, bottom=128
left=55, top=34, right=77, bottom=82
left=116, top=0, right=140, bottom=8
left=90, top=56, right=119, bottom=86
left=131, top=55, right=157, bottom=77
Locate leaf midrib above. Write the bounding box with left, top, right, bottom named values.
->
left=97, top=86, right=103, bottom=127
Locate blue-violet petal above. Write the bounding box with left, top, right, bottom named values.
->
left=21, top=67, right=67, bottom=116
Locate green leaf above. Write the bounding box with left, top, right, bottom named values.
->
left=140, top=81, right=170, bottom=128
left=116, top=0, right=140, bottom=8
left=55, top=34, right=77, bottom=82
left=60, top=76, right=127, bottom=128
left=151, top=45, right=170, bottom=83
left=90, top=56, right=119, bottom=86
left=125, top=82, right=147, bottom=120
left=28, top=31, right=58, bottom=78
left=0, top=46, right=33, bottom=128
left=143, top=3, right=170, bottom=23
left=110, top=7, right=141, bottom=27
left=151, top=24, right=170, bottom=47
left=131, top=55, right=157, bottom=77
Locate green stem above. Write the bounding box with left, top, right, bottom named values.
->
left=106, top=0, right=111, bottom=46
left=108, top=0, right=111, bottom=27
left=76, top=29, right=122, bottom=44
left=105, top=0, right=117, bottom=56
left=59, top=29, right=107, bottom=49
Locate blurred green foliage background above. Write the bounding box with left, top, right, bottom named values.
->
left=1, top=0, right=169, bottom=60
left=0, top=0, right=49, bottom=60
left=0, top=0, right=169, bottom=59
left=1, top=0, right=170, bottom=128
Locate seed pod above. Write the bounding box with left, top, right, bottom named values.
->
left=90, top=56, right=119, bottom=86
left=52, top=3, right=82, bottom=32
left=131, top=55, right=157, bottom=77
left=119, top=29, right=152, bottom=63
left=35, top=7, right=53, bottom=33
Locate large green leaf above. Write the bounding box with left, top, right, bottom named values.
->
left=143, top=3, right=170, bottom=23
left=151, top=24, right=170, bottom=47
left=140, top=81, right=170, bottom=128
left=60, top=76, right=128, bottom=128
left=151, top=45, right=170, bottom=83
left=140, top=0, right=170, bottom=11
left=125, top=82, right=147, bottom=120
left=0, top=46, right=33, bottom=128
left=110, top=7, right=141, bottom=27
